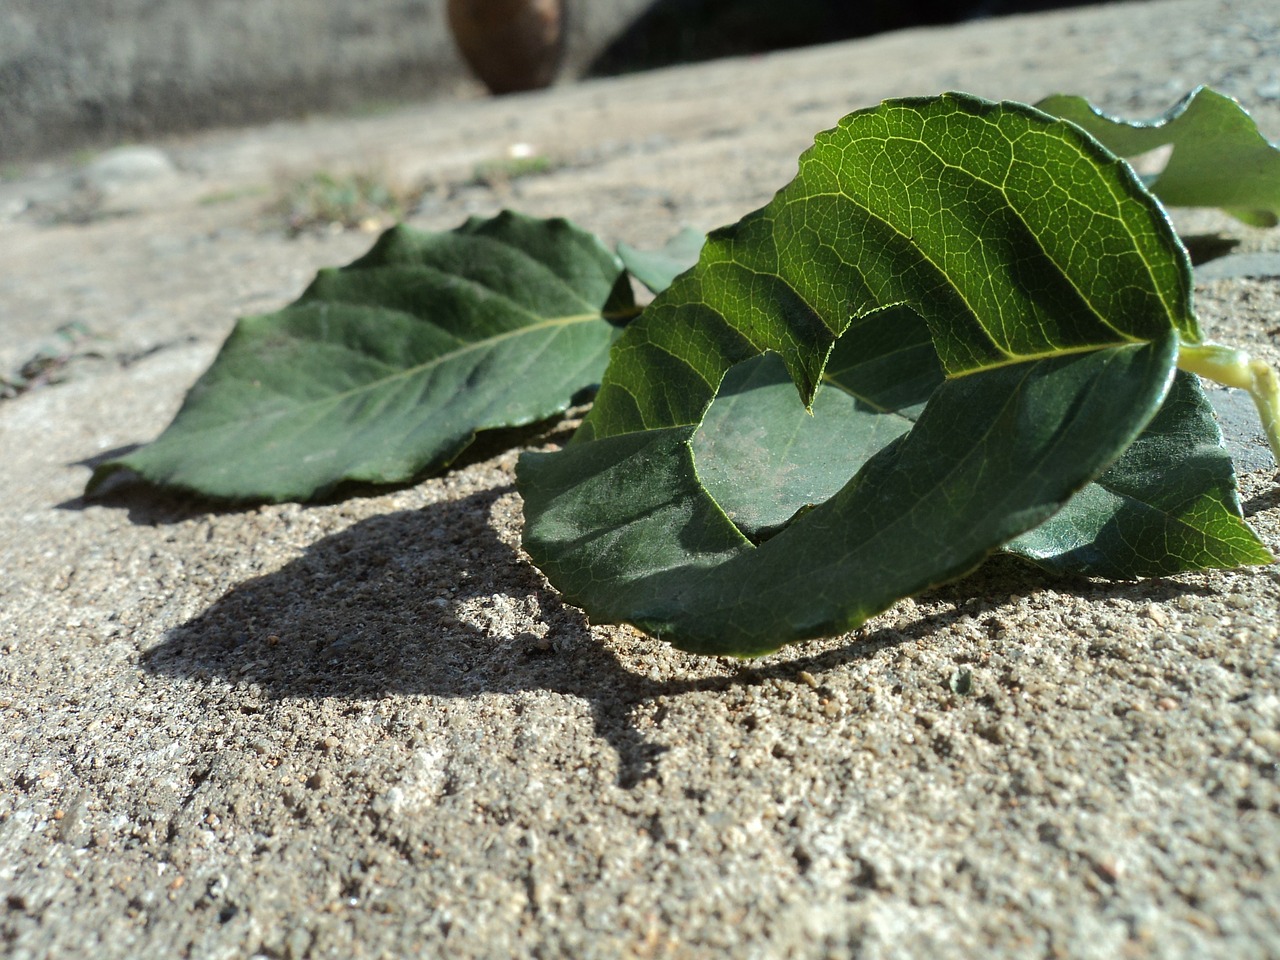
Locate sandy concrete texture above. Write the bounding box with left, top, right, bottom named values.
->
left=2, top=0, right=1280, bottom=956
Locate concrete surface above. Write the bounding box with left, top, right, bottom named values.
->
left=2, top=0, right=1280, bottom=957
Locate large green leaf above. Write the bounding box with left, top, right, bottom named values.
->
left=86, top=211, right=633, bottom=502
left=689, top=318, right=1271, bottom=578
left=521, top=338, right=1179, bottom=655
left=1037, top=87, right=1280, bottom=227
left=518, top=93, right=1214, bottom=656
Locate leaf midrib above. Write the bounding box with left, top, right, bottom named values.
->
left=215, top=309, right=603, bottom=431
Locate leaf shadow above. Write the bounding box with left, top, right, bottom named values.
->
left=139, top=478, right=1240, bottom=788
left=1242, top=479, right=1280, bottom=518
left=931, top=552, right=1222, bottom=606
left=1182, top=233, right=1241, bottom=266
left=59, top=443, right=276, bottom=524
left=58, top=460, right=250, bottom=528
left=139, top=486, right=746, bottom=787
left=135, top=484, right=1236, bottom=788
left=60, top=414, right=587, bottom=525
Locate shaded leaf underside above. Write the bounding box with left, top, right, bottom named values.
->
left=1005, top=369, right=1274, bottom=577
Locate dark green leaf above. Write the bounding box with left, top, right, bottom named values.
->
left=692, top=317, right=1270, bottom=576
left=521, top=338, right=1178, bottom=656
left=617, top=227, right=706, bottom=294
left=520, top=94, right=1208, bottom=656
left=1037, top=87, right=1280, bottom=226
left=1005, top=371, right=1273, bottom=577
left=87, top=211, right=632, bottom=502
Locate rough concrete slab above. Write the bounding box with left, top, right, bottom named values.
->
left=2, top=1, right=1279, bottom=957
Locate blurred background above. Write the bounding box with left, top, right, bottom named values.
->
left=0, top=0, right=1119, bottom=164
left=587, top=0, right=1111, bottom=75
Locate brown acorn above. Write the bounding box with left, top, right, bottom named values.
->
left=446, top=0, right=565, bottom=95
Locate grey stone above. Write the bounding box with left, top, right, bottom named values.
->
left=79, top=147, right=179, bottom=191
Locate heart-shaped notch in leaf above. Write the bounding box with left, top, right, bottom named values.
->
left=519, top=93, right=1271, bottom=657
left=87, top=211, right=635, bottom=503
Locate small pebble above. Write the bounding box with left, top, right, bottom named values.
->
left=1142, top=604, right=1168, bottom=626
left=1091, top=855, right=1121, bottom=884
left=81, top=146, right=178, bottom=189
left=978, top=723, right=1007, bottom=745
left=1251, top=729, right=1280, bottom=753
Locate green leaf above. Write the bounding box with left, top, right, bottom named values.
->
left=518, top=93, right=1210, bottom=656
left=87, top=211, right=633, bottom=502
left=691, top=306, right=941, bottom=541
left=1005, top=371, right=1274, bottom=577
left=1036, top=86, right=1280, bottom=226
left=521, top=338, right=1178, bottom=656
left=616, top=227, right=706, bottom=294
left=580, top=95, right=1197, bottom=442
left=692, top=329, right=1272, bottom=577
